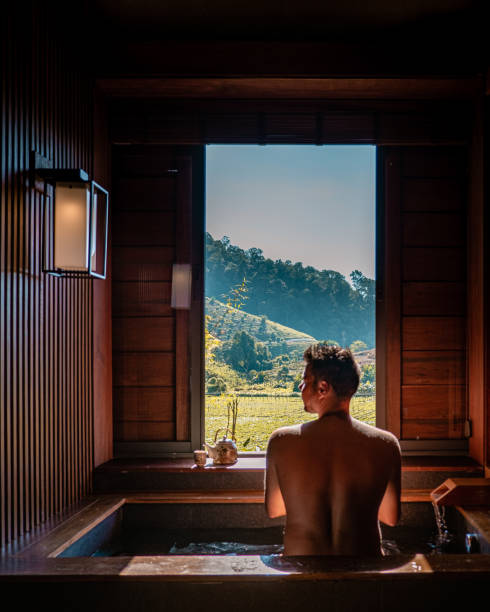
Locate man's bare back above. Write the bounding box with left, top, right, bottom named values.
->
left=265, top=346, right=401, bottom=556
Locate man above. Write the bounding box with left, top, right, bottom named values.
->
left=265, top=343, right=401, bottom=556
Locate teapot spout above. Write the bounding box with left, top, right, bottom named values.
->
left=203, top=442, right=216, bottom=459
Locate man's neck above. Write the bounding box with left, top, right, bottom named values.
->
left=316, top=400, right=350, bottom=419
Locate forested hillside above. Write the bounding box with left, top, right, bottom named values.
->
left=205, top=233, right=375, bottom=347
left=206, top=297, right=315, bottom=347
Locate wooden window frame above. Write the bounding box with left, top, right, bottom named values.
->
left=106, top=95, right=476, bottom=458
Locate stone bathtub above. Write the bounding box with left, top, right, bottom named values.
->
left=27, top=495, right=483, bottom=558
left=2, top=492, right=490, bottom=612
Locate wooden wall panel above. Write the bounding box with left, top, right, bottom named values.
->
left=402, top=248, right=465, bottom=281
left=114, top=178, right=176, bottom=210
left=112, top=211, right=176, bottom=245
left=402, top=212, right=465, bottom=247
left=113, top=353, right=175, bottom=386
left=377, top=112, right=469, bottom=144
left=112, top=147, right=193, bottom=445
left=114, top=422, right=175, bottom=441
left=401, top=386, right=466, bottom=439
left=113, top=388, right=174, bottom=421
left=402, top=282, right=465, bottom=316
left=402, top=317, right=466, bottom=350
left=384, top=146, right=467, bottom=441
left=145, top=114, right=202, bottom=144
left=112, top=247, right=174, bottom=281
left=401, top=178, right=464, bottom=212
left=112, top=282, right=172, bottom=316
left=1, top=6, right=95, bottom=547
left=401, top=148, right=467, bottom=177
left=112, top=317, right=174, bottom=351
left=402, top=351, right=466, bottom=386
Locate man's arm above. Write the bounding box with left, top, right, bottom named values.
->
left=378, top=441, right=401, bottom=527
left=265, top=437, right=286, bottom=519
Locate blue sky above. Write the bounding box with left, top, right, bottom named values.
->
left=206, top=145, right=375, bottom=281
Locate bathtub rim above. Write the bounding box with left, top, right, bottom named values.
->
left=0, top=493, right=488, bottom=581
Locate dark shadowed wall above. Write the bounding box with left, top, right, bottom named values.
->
left=0, top=4, right=109, bottom=548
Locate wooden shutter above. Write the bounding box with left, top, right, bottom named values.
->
left=112, top=146, right=201, bottom=450
left=382, top=146, right=467, bottom=440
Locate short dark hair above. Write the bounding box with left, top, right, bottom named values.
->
left=303, top=343, right=360, bottom=400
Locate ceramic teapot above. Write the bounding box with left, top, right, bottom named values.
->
left=204, top=437, right=238, bottom=465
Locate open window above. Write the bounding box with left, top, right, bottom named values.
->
left=204, top=145, right=376, bottom=452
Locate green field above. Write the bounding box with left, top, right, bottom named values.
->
left=205, top=394, right=376, bottom=451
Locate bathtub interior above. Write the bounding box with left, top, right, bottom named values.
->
left=56, top=502, right=474, bottom=558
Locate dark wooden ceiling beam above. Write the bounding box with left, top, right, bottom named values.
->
left=97, top=77, right=483, bottom=100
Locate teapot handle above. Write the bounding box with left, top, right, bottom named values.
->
left=213, top=427, right=227, bottom=443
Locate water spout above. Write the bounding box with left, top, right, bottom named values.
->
left=431, top=501, right=453, bottom=553
left=430, top=478, right=490, bottom=507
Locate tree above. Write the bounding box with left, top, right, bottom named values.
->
left=350, top=270, right=375, bottom=302
left=225, top=277, right=249, bottom=311
left=350, top=340, right=367, bottom=353
left=206, top=277, right=250, bottom=341
left=258, top=315, right=268, bottom=337
left=204, top=314, right=220, bottom=365
left=206, top=376, right=227, bottom=394
left=217, top=330, right=272, bottom=373
left=277, top=365, right=290, bottom=381
left=361, top=363, right=376, bottom=384
left=292, top=372, right=302, bottom=392
left=205, top=234, right=376, bottom=347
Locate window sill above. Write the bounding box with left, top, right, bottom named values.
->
left=94, top=455, right=483, bottom=500
left=96, top=456, right=265, bottom=473
left=96, top=454, right=482, bottom=472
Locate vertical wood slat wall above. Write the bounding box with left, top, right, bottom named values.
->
left=1, top=7, right=94, bottom=548
left=384, top=147, right=467, bottom=439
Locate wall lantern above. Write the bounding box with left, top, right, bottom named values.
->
left=37, top=168, right=109, bottom=279
left=171, top=263, right=192, bottom=309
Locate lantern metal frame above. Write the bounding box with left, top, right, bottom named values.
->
left=37, top=168, right=109, bottom=279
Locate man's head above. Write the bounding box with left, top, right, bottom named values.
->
left=302, top=343, right=360, bottom=402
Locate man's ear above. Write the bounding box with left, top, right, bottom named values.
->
left=317, top=380, right=329, bottom=396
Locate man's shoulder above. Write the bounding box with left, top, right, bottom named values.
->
left=352, top=418, right=401, bottom=451
left=267, top=423, right=302, bottom=449
left=269, top=423, right=303, bottom=439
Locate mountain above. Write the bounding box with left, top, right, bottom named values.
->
left=206, top=297, right=316, bottom=357
left=205, top=233, right=375, bottom=347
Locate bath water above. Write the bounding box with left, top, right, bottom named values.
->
left=168, top=542, right=283, bottom=555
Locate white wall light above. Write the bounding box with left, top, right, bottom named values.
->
left=37, top=168, right=109, bottom=279
left=171, top=263, right=192, bottom=309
